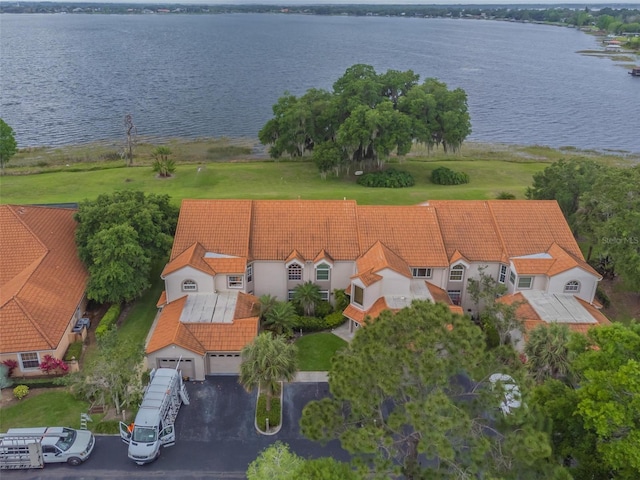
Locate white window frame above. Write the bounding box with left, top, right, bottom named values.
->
left=288, top=264, right=302, bottom=281
left=246, top=264, right=253, bottom=283
left=564, top=280, right=580, bottom=293
left=182, top=279, right=198, bottom=292
left=517, top=276, right=533, bottom=289
left=287, top=290, right=295, bottom=301
left=509, top=271, right=516, bottom=285
left=353, top=285, right=364, bottom=306
left=316, top=263, right=330, bottom=282
left=227, top=275, right=244, bottom=289
left=449, top=265, right=464, bottom=282
left=411, top=267, right=433, bottom=279
left=498, top=265, right=507, bottom=284
left=19, top=352, right=40, bottom=370
left=320, top=290, right=330, bottom=301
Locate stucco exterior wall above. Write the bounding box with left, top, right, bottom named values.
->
left=548, top=268, right=598, bottom=303
left=165, top=266, right=215, bottom=303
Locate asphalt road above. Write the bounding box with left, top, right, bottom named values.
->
left=4, top=377, right=348, bottom=480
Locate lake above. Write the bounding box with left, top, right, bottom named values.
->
left=1, top=13, right=639, bottom=154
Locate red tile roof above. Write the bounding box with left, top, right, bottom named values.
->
left=0, top=205, right=89, bottom=353
left=146, top=292, right=259, bottom=354
left=356, top=241, right=411, bottom=278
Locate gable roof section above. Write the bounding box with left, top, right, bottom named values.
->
left=170, top=200, right=253, bottom=261
left=511, top=243, right=600, bottom=278
left=356, top=241, right=411, bottom=278
left=146, top=292, right=259, bottom=355
left=249, top=200, right=360, bottom=261
left=356, top=205, right=448, bottom=267
left=162, top=242, right=213, bottom=277
left=0, top=205, right=89, bottom=353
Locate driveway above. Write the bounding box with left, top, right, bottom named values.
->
left=9, top=377, right=347, bottom=480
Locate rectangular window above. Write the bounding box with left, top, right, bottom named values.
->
left=19, top=352, right=39, bottom=370
left=447, top=290, right=462, bottom=306
left=353, top=285, right=364, bottom=306
left=449, top=266, right=464, bottom=282
left=509, top=271, right=516, bottom=285
left=517, top=276, right=533, bottom=289
left=287, top=290, right=295, bottom=301
left=288, top=264, right=302, bottom=281
left=316, top=265, right=330, bottom=281
left=411, top=267, right=432, bottom=279
left=227, top=275, right=243, bottom=289
left=499, top=265, right=507, bottom=284
left=320, top=290, right=330, bottom=301
left=246, top=264, right=253, bottom=283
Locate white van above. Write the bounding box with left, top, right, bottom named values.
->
left=0, top=427, right=95, bottom=469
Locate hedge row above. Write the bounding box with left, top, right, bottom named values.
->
left=431, top=166, right=470, bottom=185
left=95, top=304, right=122, bottom=339
left=357, top=168, right=415, bottom=188
left=293, top=312, right=347, bottom=333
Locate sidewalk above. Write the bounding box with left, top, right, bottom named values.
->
left=293, top=371, right=328, bottom=382
left=331, top=322, right=355, bottom=343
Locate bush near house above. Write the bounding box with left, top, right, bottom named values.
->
left=256, top=392, right=281, bottom=431
left=13, top=385, right=29, bottom=400
left=324, top=312, right=347, bottom=329
left=431, top=166, right=470, bottom=185
left=357, top=168, right=415, bottom=188
left=95, top=303, right=121, bottom=339
left=64, top=341, right=83, bottom=362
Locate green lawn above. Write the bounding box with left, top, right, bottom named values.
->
left=0, top=390, right=92, bottom=431
left=295, top=332, right=348, bottom=371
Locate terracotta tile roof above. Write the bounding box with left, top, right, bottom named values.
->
left=343, top=297, right=390, bottom=324
left=357, top=205, right=448, bottom=267
left=352, top=269, right=383, bottom=287
left=511, top=258, right=556, bottom=275
left=170, top=200, right=253, bottom=261
left=250, top=200, right=360, bottom=261
left=146, top=292, right=259, bottom=355
left=203, top=257, right=247, bottom=274
left=428, top=200, right=588, bottom=265
left=512, top=243, right=600, bottom=278
left=285, top=249, right=305, bottom=264
left=313, top=249, right=334, bottom=264
left=356, top=241, right=411, bottom=278
left=0, top=205, right=89, bottom=353
left=156, top=291, right=167, bottom=307
left=424, top=282, right=464, bottom=315
left=162, top=242, right=213, bottom=277
left=429, top=201, right=506, bottom=262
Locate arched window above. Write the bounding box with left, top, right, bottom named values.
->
left=316, top=263, right=330, bottom=281
left=182, top=279, right=198, bottom=292
left=564, top=280, right=580, bottom=293
left=288, top=264, right=302, bottom=281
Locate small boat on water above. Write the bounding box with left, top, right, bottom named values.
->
left=629, top=67, right=640, bottom=77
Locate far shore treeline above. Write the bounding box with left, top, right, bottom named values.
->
left=2, top=1, right=640, bottom=39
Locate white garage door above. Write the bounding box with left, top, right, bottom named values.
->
left=157, top=358, right=196, bottom=380
left=208, top=353, right=241, bottom=375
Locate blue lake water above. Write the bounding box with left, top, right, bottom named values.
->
left=1, top=13, right=639, bottom=154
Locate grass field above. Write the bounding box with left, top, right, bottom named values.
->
left=1, top=138, right=636, bottom=206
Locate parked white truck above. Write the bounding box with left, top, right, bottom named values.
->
left=120, top=367, right=189, bottom=465
left=0, top=427, right=95, bottom=469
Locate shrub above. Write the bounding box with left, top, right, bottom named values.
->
left=431, top=166, right=470, bottom=185
left=293, top=316, right=325, bottom=332
left=95, top=303, right=121, bottom=339
left=64, top=342, right=83, bottom=362
left=39, top=355, right=69, bottom=375
left=496, top=191, right=516, bottom=200
left=324, top=312, right=347, bottom=329
left=333, top=289, right=349, bottom=311
left=357, top=168, right=415, bottom=188
left=2, top=359, right=18, bottom=377
left=256, top=393, right=281, bottom=431
left=13, top=385, right=29, bottom=400
left=315, top=300, right=333, bottom=318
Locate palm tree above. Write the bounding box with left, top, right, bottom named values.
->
left=525, top=323, right=573, bottom=384
left=292, top=281, right=322, bottom=317
left=151, top=146, right=176, bottom=177
left=239, top=333, right=298, bottom=411
left=263, top=301, right=297, bottom=336
left=258, top=294, right=278, bottom=323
